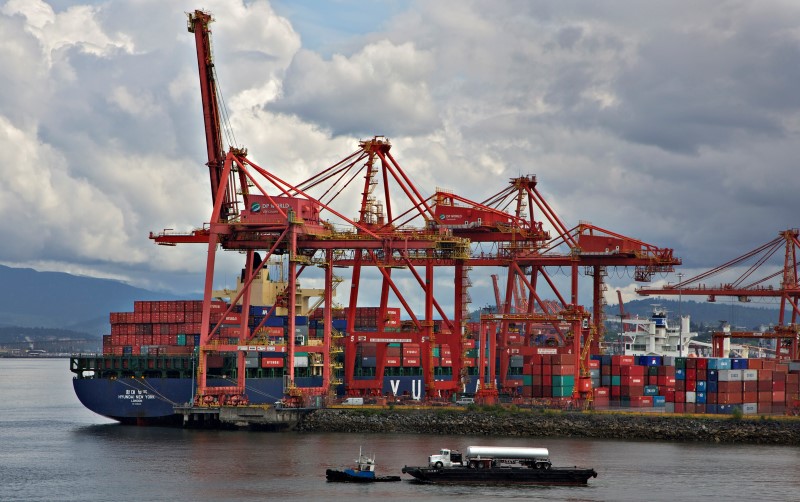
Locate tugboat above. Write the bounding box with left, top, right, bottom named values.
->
left=326, top=447, right=402, bottom=483
left=402, top=446, right=597, bottom=485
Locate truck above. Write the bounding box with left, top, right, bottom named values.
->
left=427, top=446, right=551, bottom=470
left=341, top=397, right=364, bottom=406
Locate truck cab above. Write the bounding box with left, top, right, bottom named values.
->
left=428, top=449, right=463, bottom=468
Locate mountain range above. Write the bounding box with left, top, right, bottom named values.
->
left=0, top=265, right=192, bottom=340
left=0, top=265, right=785, bottom=346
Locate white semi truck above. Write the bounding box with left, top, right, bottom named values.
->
left=427, top=446, right=552, bottom=469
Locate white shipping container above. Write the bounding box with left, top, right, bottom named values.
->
left=742, top=403, right=758, bottom=415
left=686, top=391, right=696, bottom=403
left=742, top=370, right=758, bottom=381
left=718, top=369, right=742, bottom=382
left=294, top=356, right=309, bottom=368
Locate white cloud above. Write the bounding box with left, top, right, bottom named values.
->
left=0, top=0, right=797, bottom=307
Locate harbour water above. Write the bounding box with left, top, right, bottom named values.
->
left=1, top=358, right=798, bottom=501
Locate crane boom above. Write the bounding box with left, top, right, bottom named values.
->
left=187, top=10, right=226, bottom=205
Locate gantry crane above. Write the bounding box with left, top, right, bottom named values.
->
left=153, top=10, right=681, bottom=407
left=638, top=228, right=800, bottom=360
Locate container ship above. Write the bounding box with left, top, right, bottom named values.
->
left=70, top=268, right=483, bottom=425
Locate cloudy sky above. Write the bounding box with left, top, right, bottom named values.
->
left=2, top=0, right=798, bottom=313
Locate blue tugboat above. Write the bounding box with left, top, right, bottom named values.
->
left=326, top=448, right=401, bottom=483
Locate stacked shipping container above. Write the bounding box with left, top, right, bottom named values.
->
left=591, top=355, right=800, bottom=414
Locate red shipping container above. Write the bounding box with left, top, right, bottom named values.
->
left=594, top=387, right=610, bottom=397
left=685, top=380, right=697, bottom=392
left=772, top=380, right=786, bottom=392
left=440, top=358, right=452, bottom=367
left=542, top=365, right=552, bottom=376
left=758, top=402, right=772, bottom=414
left=552, top=354, right=573, bottom=365
left=552, top=364, right=575, bottom=376
left=674, top=403, right=685, bottom=413
left=542, top=375, right=552, bottom=387
left=261, top=357, right=284, bottom=368
left=631, top=396, right=653, bottom=407
left=718, top=392, right=742, bottom=405
left=748, top=359, right=764, bottom=370
left=696, top=358, right=708, bottom=370
left=743, top=391, right=758, bottom=403
left=589, top=360, right=600, bottom=369
left=621, top=385, right=644, bottom=397
left=743, top=381, right=757, bottom=393
left=620, top=365, right=645, bottom=377
left=674, top=391, right=685, bottom=403
left=664, top=389, right=675, bottom=402
left=593, top=397, right=610, bottom=407
left=758, top=380, right=772, bottom=392
left=610, top=386, right=621, bottom=398
left=626, top=376, right=645, bottom=386
left=686, top=358, right=697, bottom=369
left=385, top=357, right=400, bottom=367
left=772, top=391, right=786, bottom=402
left=612, top=355, right=635, bottom=366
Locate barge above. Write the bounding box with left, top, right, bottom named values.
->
left=401, top=446, right=597, bottom=485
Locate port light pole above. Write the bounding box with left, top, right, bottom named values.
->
left=677, top=272, right=683, bottom=357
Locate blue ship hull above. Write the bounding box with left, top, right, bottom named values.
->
left=73, top=375, right=480, bottom=424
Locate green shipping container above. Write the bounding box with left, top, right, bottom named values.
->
left=552, top=375, right=575, bottom=387
left=551, top=385, right=573, bottom=397
left=177, top=334, right=186, bottom=346
left=433, top=348, right=440, bottom=357
left=675, top=357, right=686, bottom=369
left=522, top=375, right=533, bottom=386
left=611, top=375, right=621, bottom=386
left=644, top=385, right=659, bottom=396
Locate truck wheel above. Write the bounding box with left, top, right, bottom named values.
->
left=434, top=461, right=443, bottom=468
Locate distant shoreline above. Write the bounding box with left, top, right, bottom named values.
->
left=297, top=408, right=800, bottom=445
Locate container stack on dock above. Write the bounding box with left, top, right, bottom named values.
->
left=590, top=355, right=800, bottom=414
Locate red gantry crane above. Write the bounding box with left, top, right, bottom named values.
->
left=638, top=229, right=800, bottom=360
left=153, top=10, right=681, bottom=408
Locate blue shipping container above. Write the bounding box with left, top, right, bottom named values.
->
left=708, top=358, right=732, bottom=370
left=731, top=358, right=748, bottom=370
left=265, top=316, right=286, bottom=327
left=653, top=396, right=666, bottom=407
left=697, top=380, right=707, bottom=392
